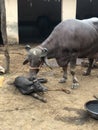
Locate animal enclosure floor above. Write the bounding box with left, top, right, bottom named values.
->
left=0, top=44, right=98, bottom=130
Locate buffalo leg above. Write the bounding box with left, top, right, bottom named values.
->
left=59, top=65, right=68, bottom=83
left=83, top=58, right=94, bottom=76
left=70, top=53, right=79, bottom=88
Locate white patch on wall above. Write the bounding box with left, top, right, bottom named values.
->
left=62, top=0, right=76, bottom=20
left=5, top=0, right=18, bottom=44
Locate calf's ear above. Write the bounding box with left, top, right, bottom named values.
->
left=40, top=48, right=48, bottom=57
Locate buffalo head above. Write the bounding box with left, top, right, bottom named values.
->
left=23, top=45, right=51, bottom=80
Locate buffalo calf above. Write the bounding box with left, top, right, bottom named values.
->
left=14, top=76, right=47, bottom=94
left=14, top=76, right=47, bottom=102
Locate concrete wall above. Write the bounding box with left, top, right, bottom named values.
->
left=4, top=0, right=77, bottom=44
left=62, top=0, right=77, bottom=20
left=5, top=0, right=18, bottom=44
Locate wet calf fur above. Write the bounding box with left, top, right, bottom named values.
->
left=14, top=76, right=47, bottom=95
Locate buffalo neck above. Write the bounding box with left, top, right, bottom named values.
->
left=40, top=33, right=58, bottom=59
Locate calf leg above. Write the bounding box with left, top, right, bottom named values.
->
left=31, top=93, right=47, bottom=103
left=70, top=53, right=79, bottom=89
left=83, top=58, right=94, bottom=76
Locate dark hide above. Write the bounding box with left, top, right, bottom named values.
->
left=14, top=76, right=47, bottom=95
left=24, top=18, right=98, bottom=88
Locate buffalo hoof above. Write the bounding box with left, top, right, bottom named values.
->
left=40, top=97, right=47, bottom=103
left=83, top=71, right=90, bottom=76
left=71, top=83, right=79, bottom=89
left=59, top=78, right=66, bottom=83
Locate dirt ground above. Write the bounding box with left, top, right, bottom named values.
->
left=0, top=44, right=98, bottom=130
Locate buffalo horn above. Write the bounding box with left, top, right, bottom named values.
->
left=25, top=44, right=31, bottom=51
left=44, top=57, right=52, bottom=69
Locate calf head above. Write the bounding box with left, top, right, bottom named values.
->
left=32, top=79, right=47, bottom=92
left=23, top=45, right=50, bottom=80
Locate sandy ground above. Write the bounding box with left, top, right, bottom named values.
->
left=0, top=44, right=98, bottom=130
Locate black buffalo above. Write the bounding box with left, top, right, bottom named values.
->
left=23, top=18, right=98, bottom=88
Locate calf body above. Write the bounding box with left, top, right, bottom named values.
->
left=14, top=76, right=47, bottom=94
left=23, top=18, right=98, bottom=88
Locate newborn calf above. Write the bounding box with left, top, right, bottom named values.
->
left=14, top=76, right=47, bottom=102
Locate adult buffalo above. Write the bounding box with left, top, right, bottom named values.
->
left=23, top=18, right=98, bottom=88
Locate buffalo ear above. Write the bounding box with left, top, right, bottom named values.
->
left=40, top=48, right=48, bottom=57
left=25, top=44, right=31, bottom=51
